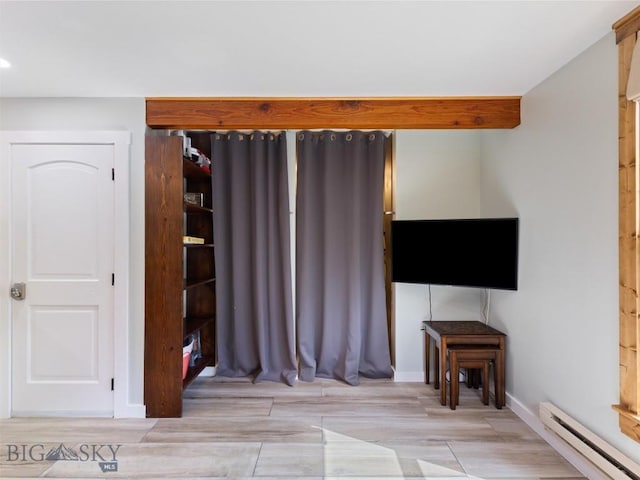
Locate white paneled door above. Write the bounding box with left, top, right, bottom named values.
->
left=10, top=142, right=115, bottom=416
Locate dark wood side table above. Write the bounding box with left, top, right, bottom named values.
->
left=422, top=320, right=506, bottom=408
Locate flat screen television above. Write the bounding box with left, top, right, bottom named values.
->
left=391, top=218, right=519, bottom=290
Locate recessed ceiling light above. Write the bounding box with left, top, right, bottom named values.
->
left=0, top=58, right=11, bottom=68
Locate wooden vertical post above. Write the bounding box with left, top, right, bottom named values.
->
left=383, top=135, right=395, bottom=366
left=614, top=7, right=640, bottom=442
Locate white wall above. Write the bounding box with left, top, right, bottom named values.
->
left=0, top=98, right=146, bottom=409
left=480, top=33, right=640, bottom=463
left=393, top=130, right=485, bottom=380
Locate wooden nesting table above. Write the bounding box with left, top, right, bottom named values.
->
left=422, top=320, right=506, bottom=408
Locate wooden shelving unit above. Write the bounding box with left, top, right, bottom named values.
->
left=144, top=133, right=216, bottom=418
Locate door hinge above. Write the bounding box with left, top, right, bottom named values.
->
left=111, top=378, right=114, bottom=391
left=111, top=273, right=114, bottom=286
left=112, top=168, right=115, bottom=181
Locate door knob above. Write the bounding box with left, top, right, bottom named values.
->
left=10, top=282, right=26, bottom=300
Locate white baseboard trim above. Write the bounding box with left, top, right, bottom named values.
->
left=115, top=403, right=146, bottom=419
left=14, top=404, right=147, bottom=419
left=12, top=410, right=114, bottom=417
left=393, top=371, right=423, bottom=382
left=506, top=393, right=609, bottom=480
left=200, top=366, right=217, bottom=377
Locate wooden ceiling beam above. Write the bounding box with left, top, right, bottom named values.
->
left=146, top=97, right=521, bottom=130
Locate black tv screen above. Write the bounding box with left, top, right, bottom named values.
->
left=391, top=218, right=519, bottom=290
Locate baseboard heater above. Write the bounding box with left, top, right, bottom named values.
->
left=539, top=402, right=640, bottom=480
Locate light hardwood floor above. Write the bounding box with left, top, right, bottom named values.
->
left=0, top=376, right=584, bottom=479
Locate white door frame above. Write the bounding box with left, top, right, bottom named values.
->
left=0, top=131, right=135, bottom=418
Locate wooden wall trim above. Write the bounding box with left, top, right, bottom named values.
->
left=146, top=97, right=521, bottom=130
left=615, top=15, right=640, bottom=443
left=614, top=6, right=640, bottom=44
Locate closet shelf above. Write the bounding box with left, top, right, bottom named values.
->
left=183, top=355, right=214, bottom=388
left=184, top=316, right=215, bottom=337
left=184, top=277, right=215, bottom=290
left=184, top=203, right=213, bottom=214
left=183, top=158, right=210, bottom=178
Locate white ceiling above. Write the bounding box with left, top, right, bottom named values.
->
left=0, top=0, right=639, bottom=98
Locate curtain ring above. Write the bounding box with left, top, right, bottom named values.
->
left=250, top=134, right=254, bottom=140
left=215, top=134, right=221, bottom=140
left=270, top=134, right=274, bottom=141
left=346, top=133, right=352, bottom=141
left=261, top=134, right=265, bottom=140
left=297, top=133, right=304, bottom=141
left=369, top=133, right=376, bottom=141
left=239, top=134, right=244, bottom=141
left=330, top=134, right=336, bottom=141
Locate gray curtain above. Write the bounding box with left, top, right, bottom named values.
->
left=212, top=131, right=297, bottom=385
left=296, top=130, right=393, bottom=385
